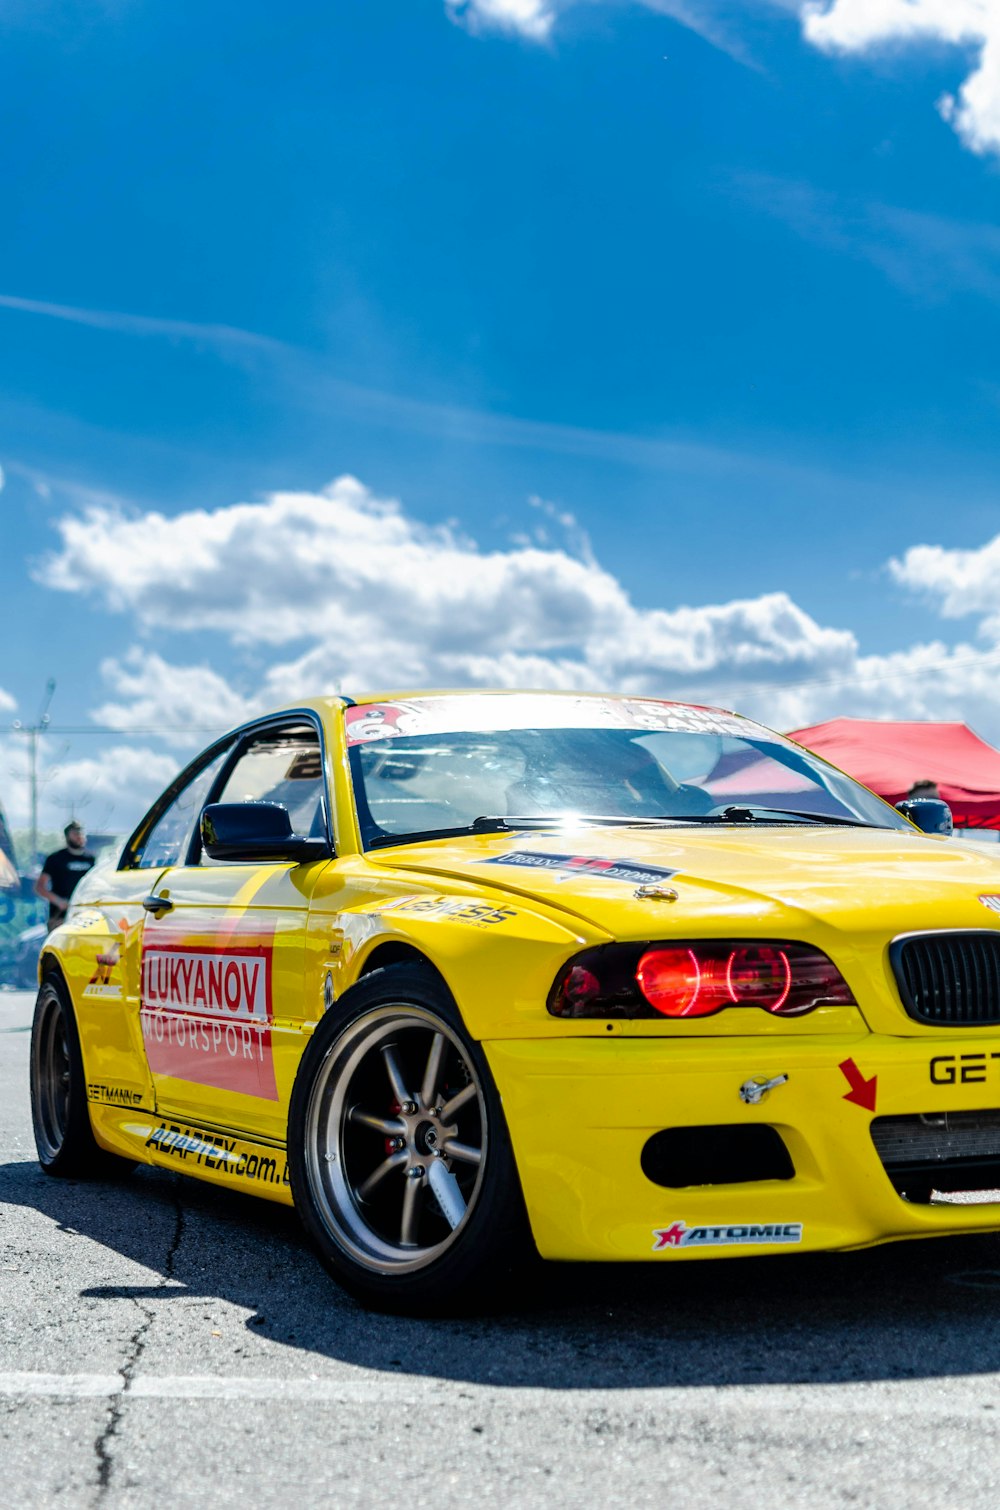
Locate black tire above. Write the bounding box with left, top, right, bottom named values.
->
left=29, top=975, right=132, bottom=1178
left=288, top=964, right=534, bottom=1314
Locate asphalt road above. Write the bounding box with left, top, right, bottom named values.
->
left=4, top=987, right=1000, bottom=1508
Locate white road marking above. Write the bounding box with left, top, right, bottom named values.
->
left=0, top=1372, right=999, bottom=1414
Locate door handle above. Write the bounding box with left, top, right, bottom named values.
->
left=142, top=893, right=173, bottom=915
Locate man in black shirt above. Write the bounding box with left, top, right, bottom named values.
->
left=35, top=822, right=95, bottom=930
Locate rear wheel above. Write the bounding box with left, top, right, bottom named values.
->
left=30, top=976, right=130, bottom=1178
left=288, top=965, right=533, bottom=1313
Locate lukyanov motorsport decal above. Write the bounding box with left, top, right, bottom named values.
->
left=480, top=851, right=679, bottom=886
left=140, top=924, right=278, bottom=1100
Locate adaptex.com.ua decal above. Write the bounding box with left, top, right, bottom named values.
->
left=144, top=1121, right=290, bottom=1188
left=139, top=925, right=278, bottom=1100
left=481, top=852, right=679, bottom=886
left=652, top=1221, right=803, bottom=1251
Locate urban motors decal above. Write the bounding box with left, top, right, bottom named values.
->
left=140, top=931, right=278, bottom=1100
left=652, top=1221, right=803, bottom=1251
left=481, top=851, right=679, bottom=886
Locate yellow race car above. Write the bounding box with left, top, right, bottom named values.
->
left=29, top=690, right=1000, bottom=1311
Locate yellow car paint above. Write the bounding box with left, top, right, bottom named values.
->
left=40, top=691, right=1000, bottom=1263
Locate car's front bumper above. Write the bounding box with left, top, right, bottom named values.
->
left=485, top=1032, right=1000, bottom=1261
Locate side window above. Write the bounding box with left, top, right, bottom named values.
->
left=134, top=747, right=232, bottom=871
left=199, top=725, right=326, bottom=866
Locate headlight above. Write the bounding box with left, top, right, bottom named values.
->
left=547, top=941, right=855, bottom=1020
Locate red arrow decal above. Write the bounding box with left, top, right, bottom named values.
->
left=838, top=1057, right=878, bottom=1112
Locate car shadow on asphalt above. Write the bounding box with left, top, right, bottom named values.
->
left=4, top=1154, right=1000, bottom=1389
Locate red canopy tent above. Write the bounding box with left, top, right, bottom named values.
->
left=786, top=718, right=1000, bottom=831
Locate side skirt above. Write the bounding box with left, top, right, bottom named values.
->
left=89, top=1102, right=295, bottom=1207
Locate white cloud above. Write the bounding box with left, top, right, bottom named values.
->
left=446, top=0, right=556, bottom=40
left=802, top=0, right=1000, bottom=157
left=0, top=687, right=14, bottom=713
left=889, top=531, right=1000, bottom=634
left=0, top=293, right=280, bottom=359
left=733, top=173, right=1000, bottom=304
left=443, top=0, right=1000, bottom=160
left=33, top=475, right=1000, bottom=830
left=93, top=650, right=255, bottom=746
left=0, top=733, right=179, bottom=835
left=38, top=476, right=860, bottom=712
left=46, top=745, right=181, bottom=833
left=443, top=0, right=786, bottom=56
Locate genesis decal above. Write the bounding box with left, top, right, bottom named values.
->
left=480, top=852, right=679, bottom=886
left=652, top=1221, right=803, bottom=1251
left=144, top=1121, right=290, bottom=1188
left=980, top=895, right=1000, bottom=915
left=381, top=895, right=518, bottom=927
left=139, top=932, right=277, bottom=1100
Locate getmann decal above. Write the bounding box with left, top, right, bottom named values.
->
left=87, top=1082, right=143, bottom=1107
left=653, top=1221, right=803, bottom=1251
left=481, top=852, right=679, bottom=886
left=140, top=934, right=278, bottom=1100
left=380, top=895, right=518, bottom=927
left=144, top=1122, right=289, bottom=1188
left=930, top=1051, right=1000, bottom=1085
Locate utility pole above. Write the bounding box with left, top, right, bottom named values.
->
left=10, top=679, right=56, bottom=869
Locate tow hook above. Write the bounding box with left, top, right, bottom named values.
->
left=739, top=1073, right=789, bottom=1105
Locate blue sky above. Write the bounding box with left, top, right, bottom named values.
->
left=3, top=0, right=1000, bottom=833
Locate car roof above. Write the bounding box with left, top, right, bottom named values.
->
left=341, top=689, right=736, bottom=715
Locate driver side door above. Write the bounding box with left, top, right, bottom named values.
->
left=135, top=715, right=333, bottom=1143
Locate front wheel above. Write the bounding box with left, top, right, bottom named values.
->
left=287, top=965, right=533, bottom=1313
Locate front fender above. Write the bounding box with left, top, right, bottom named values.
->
left=323, top=891, right=606, bottom=1041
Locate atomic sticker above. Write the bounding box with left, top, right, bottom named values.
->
left=652, top=1221, right=803, bottom=1251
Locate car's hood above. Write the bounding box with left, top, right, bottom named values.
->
left=367, top=824, right=1000, bottom=939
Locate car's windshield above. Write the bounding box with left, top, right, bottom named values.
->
left=346, top=694, right=909, bottom=847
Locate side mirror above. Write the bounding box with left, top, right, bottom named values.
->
left=895, top=798, right=954, bottom=837
left=201, top=802, right=328, bottom=863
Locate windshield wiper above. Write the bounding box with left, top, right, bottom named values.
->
left=367, top=816, right=515, bottom=850
left=367, top=813, right=695, bottom=850
left=665, top=805, right=880, bottom=828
